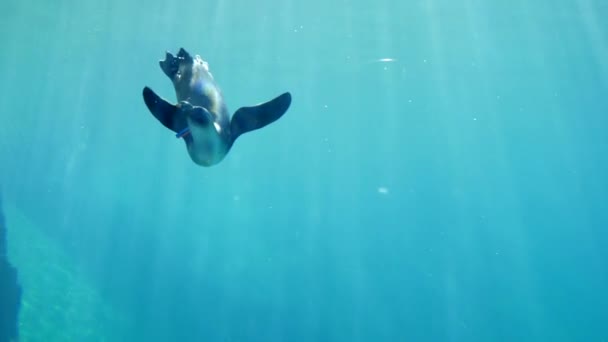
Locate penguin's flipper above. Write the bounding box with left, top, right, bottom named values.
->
left=143, top=86, right=178, bottom=133
left=230, top=92, right=292, bottom=143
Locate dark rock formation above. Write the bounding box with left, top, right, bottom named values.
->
left=0, top=192, right=21, bottom=342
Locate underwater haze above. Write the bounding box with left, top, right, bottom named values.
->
left=1, top=0, right=608, bottom=341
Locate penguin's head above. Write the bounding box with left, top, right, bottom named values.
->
left=159, top=48, right=194, bottom=83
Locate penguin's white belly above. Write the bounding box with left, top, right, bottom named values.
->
left=186, top=120, right=228, bottom=166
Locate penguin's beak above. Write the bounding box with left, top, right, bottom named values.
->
left=177, top=48, right=193, bottom=63
left=159, top=51, right=179, bottom=79
left=159, top=48, right=194, bottom=79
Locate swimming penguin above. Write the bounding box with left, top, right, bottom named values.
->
left=142, top=48, right=291, bottom=166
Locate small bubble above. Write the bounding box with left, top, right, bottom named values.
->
left=377, top=187, right=389, bottom=194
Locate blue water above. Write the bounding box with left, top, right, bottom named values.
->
left=1, top=0, right=607, bottom=341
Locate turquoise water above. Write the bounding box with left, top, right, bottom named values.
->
left=1, top=0, right=607, bottom=340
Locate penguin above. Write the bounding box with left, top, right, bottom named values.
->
left=142, top=48, right=291, bottom=166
